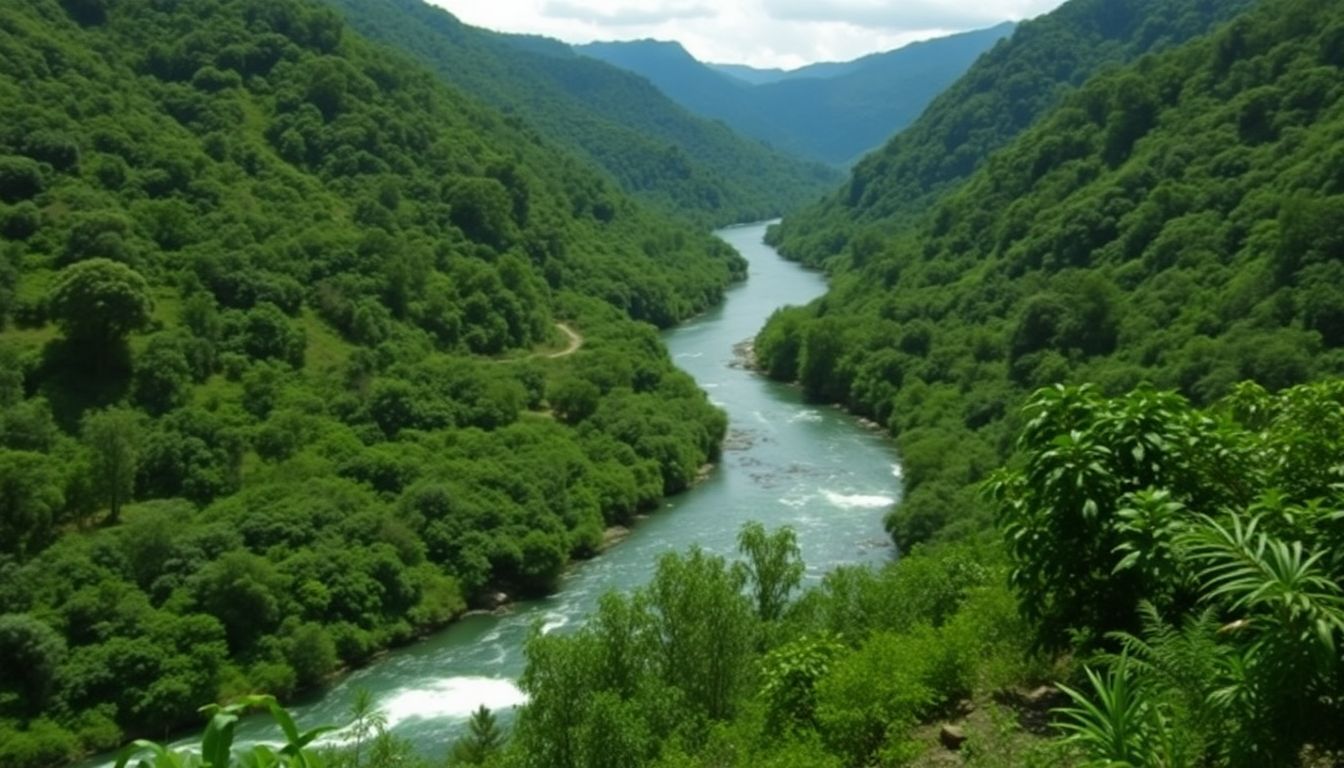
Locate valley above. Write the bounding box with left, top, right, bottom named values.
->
left=2, top=0, right=1342, bottom=766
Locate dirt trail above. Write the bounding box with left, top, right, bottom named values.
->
left=544, top=323, right=582, bottom=358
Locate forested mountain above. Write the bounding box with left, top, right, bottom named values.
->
left=755, top=0, right=1344, bottom=548
left=317, top=0, right=838, bottom=227
left=0, top=0, right=746, bottom=762
left=769, top=0, right=1257, bottom=266
left=710, top=58, right=864, bottom=85
left=578, top=24, right=1015, bottom=166
left=483, top=1, right=1344, bottom=765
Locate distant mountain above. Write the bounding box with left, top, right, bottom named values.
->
left=769, top=0, right=1258, bottom=265
left=578, top=24, right=1015, bottom=166
left=710, top=60, right=863, bottom=85
left=322, top=0, right=839, bottom=227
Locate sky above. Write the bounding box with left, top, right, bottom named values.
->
left=425, top=0, right=1069, bottom=69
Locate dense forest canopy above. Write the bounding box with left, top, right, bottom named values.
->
left=319, top=0, right=840, bottom=228
left=755, top=0, right=1344, bottom=547
left=479, top=0, right=1344, bottom=762
left=768, top=0, right=1257, bottom=267
left=0, top=0, right=744, bottom=762
left=5, top=0, right=1344, bottom=765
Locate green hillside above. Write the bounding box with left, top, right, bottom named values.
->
left=320, top=0, right=839, bottom=227
left=755, top=0, right=1344, bottom=546
left=578, top=24, right=1015, bottom=166
left=492, top=1, right=1344, bottom=765
left=0, top=0, right=745, bottom=762
left=769, top=0, right=1257, bottom=267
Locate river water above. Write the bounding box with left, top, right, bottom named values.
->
left=90, top=221, right=901, bottom=763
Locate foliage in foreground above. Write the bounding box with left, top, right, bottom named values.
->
left=114, top=695, right=333, bottom=768
left=501, top=523, right=1037, bottom=768
left=994, top=380, right=1344, bottom=766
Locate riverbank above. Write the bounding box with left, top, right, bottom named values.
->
left=75, top=223, right=901, bottom=766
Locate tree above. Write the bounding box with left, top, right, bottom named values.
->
left=647, top=547, right=756, bottom=721
left=47, top=258, right=153, bottom=345
left=82, top=408, right=140, bottom=525
left=189, top=550, right=285, bottom=651
left=0, top=450, right=64, bottom=558
left=346, top=688, right=386, bottom=768
left=0, top=613, right=66, bottom=714
left=0, top=344, right=23, bottom=407
left=0, top=155, right=44, bottom=203
left=449, top=705, right=504, bottom=765
left=132, top=333, right=193, bottom=414
left=736, top=522, right=805, bottom=621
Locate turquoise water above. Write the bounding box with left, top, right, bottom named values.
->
left=87, top=221, right=901, bottom=763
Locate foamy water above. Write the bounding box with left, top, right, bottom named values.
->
left=378, top=677, right=528, bottom=728
left=822, top=490, right=896, bottom=509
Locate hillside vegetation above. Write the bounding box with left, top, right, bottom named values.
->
left=768, top=0, right=1256, bottom=266
left=578, top=24, right=1013, bottom=166
left=156, top=370, right=1344, bottom=768
left=321, top=0, right=839, bottom=227
left=478, top=0, right=1344, bottom=764
left=0, top=0, right=744, bottom=762
left=754, top=0, right=1344, bottom=546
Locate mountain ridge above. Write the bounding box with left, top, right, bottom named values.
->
left=578, top=23, right=1016, bottom=165
left=321, top=0, right=839, bottom=226
left=769, top=0, right=1259, bottom=265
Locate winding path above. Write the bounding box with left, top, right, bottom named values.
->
left=545, top=323, right=583, bottom=358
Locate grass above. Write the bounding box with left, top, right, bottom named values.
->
left=0, top=323, right=58, bottom=354
left=300, top=308, right=352, bottom=376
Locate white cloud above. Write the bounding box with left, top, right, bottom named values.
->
left=425, top=0, right=1068, bottom=68
left=543, top=0, right=718, bottom=26
left=760, top=0, right=1056, bottom=31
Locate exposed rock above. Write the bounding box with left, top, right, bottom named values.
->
left=729, top=338, right=757, bottom=369
left=601, top=526, right=631, bottom=552
left=939, top=724, right=967, bottom=751
left=1025, top=685, right=1058, bottom=704
left=695, top=462, right=716, bottom=483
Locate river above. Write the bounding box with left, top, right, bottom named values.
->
left=88, top=221, right=901, bottom=763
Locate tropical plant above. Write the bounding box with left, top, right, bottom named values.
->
left=113, top=695, right=334, bottom=768
left=1054, top=658, right=1174, bottom=768
left=344, top=688, right=385, bottom=768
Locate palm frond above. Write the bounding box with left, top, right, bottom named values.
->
left=1182, top=514, right=1344, bottom=640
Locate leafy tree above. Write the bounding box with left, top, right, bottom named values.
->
left=736, top=521, right=805, bottom=621
left=760, top=633, right=846, bottom=733
left=0, top=613, right=66, bottom=714
left=647, top=547, right=756, bottom=721
left=0, top=450, right=64, bottom=558
left=82, top=407, right=141, bottom=525
left=133, top=333, right=194, bottom=415
left=61, top=211, right=138, bottom=266
left=0, top=155, right=45, bottom=203
left=285, top=621, right=338, bottom=689
left=547, top=376, right=600, bottom=424
left=47, top=258, right=153, bottom=345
